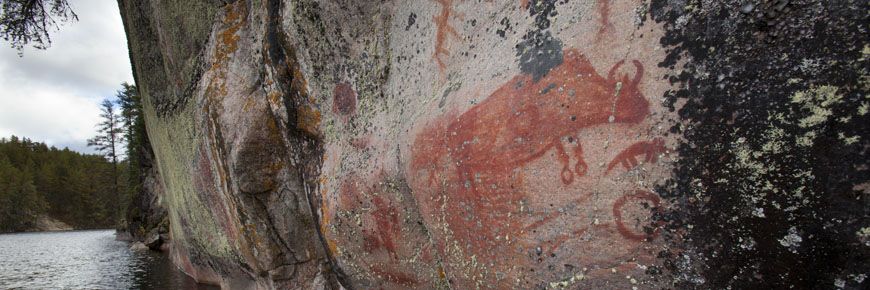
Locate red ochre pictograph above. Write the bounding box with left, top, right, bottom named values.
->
left=431, top=0, right=460, bottom=70
left=409, top=48, right=667, bottom=271
left=331, top=174, right=440, bottom=287
left=332, top=82, right=356, bottom=117
left=613, top=189, right=665, bottom=241
left=606, top=137, right=667, bottom=176
left=596, top=0, right=615, bottom=39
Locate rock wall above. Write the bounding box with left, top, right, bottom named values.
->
left=116, top=0, right=869, bottom=289
left=124, top=144, right=170, bottom=250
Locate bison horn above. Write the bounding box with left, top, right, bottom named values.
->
left=608, top=60, right=625, bottom=81
left=631, top=60, right=644, bottom=86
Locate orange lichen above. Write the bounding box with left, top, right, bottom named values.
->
left=242, top=98, right=256, bottom=112
left=266, top=91, right=281, bottom=108
left=204, top=1, right=247, bottom=111
left=211, top=2, right=246, bottom=71
left=318, top=178, right=339, bottom=256
left=266, top=111, right=284, bottom=145
left=297, top=106, right=322, bottom=137
left=289, top=60, right=308, bottom=95
left=270, top=41, right=320, bottom=138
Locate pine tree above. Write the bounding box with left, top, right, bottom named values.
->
left=0, top=0, right=77, bottom=54
left=115, top=83, right=144, bottom=194
left=88, top=99, right=122, bottom=224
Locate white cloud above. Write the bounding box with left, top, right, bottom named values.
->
left=0, top=86, right=101, bottom=152
left=0, top=0, right=133, bottom=154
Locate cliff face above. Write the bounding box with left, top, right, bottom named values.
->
left=117, top=0, right=869, bottom=289
left=124, top=142, right=169, bottom=249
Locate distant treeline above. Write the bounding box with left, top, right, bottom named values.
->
left=0, top=83, right=147, bottom=232
left=0, top=136, right=119, bottom=231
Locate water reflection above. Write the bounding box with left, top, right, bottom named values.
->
left=0, top=230, right=218, bottom=290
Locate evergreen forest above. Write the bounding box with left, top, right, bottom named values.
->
left=0, top=83, right=146, bottom=232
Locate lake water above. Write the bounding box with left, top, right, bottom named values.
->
left=0, top=230, right=219, bottom=289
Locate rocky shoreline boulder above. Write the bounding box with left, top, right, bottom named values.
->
left=31, top=215, right=73, bottom=232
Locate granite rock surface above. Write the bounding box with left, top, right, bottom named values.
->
left=117, top=0, right=870, bottom=288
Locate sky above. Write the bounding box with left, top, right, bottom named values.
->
left=0, top=1, right=134, bottom=154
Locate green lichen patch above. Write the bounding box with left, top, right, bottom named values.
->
left=791, top=86, right=843, bottom=128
